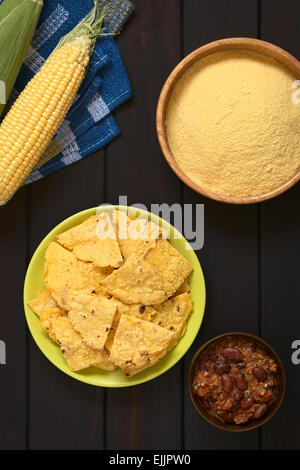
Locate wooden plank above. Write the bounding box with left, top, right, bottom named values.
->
left=28, top=152, right=106, bottom=449
left=183, top=0, right=259, bottom=54
left=0, top=190, right=27, bottom=449
left=106, top=366, right=183, bottom=450
left=260, top=0, right=300, bottom=450
left=105, top=0, right=183, bottom=450
left=260, top=0, right=299, bottom=58
left=182, top=0, right=260, bottom=450
left=106, top=0, right=182, bottom=206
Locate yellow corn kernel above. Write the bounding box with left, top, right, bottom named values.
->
left=0, top=38, right=91, bottom=205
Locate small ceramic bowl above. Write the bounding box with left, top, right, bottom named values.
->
left=156, top=37, right=300, bottom=204
left=188, top=332, right=285, bottom=431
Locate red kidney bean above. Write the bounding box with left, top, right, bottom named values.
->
left=223, top=412, right=234, bottom=423
left=232, top=390, right=244, bottom=410
left=240, top=396, right=254, bottom=409
left=252, top=366, right=267, bottom=382
left=221, top=374, right=233, bottom=393
left=214, top=363, right=230, bottom=375
left=235, top=373, right=248, bottom=391
left=222, top=347, right=242, bottom=362
left=253, top=404, right=268, bottom=419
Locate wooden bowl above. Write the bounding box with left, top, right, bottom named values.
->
left=156, top=38, right=300, bottom=204
left=188, top=332, right=286, bottom=432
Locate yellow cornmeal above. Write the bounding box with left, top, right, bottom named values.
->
left=166, top=50, right=300, bottom=198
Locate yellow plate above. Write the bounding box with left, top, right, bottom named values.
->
left=23, top=206, right=206, bottom=387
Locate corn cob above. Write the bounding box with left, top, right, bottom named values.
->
left=0, top=0, right=43, bottom=117
left=0, top=1, right=105, bottom=205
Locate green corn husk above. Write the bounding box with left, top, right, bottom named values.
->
left=53, top=0, right=106, bottom=54
left=0, top=0, right=43, bottom=117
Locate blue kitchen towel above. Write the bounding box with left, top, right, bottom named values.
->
left=8, top=0, right=133, bottom=183
left=27, top=114, right=120, bottom=183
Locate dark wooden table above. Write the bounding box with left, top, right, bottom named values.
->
left=1, top=0, right=299, bottom=451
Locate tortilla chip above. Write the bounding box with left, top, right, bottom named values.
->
left=113, top=211, right=168, bottom=261
left=119, top=237, right=156, bottom=262
left=27, top=289, right=58, bottom=317
left=173, top=279, right=190, bottom=296
left=44, top=242, right=112, bottom=307
left=56, top=213, right=123, bottom=268
left=40, top=306, right=67, bottom=342
left=100, top=253, right=167, bottom=305
left=151, top=293, right=193, bottom=350
left=116, top=300, right=156, bottom=321
left=105, top=313, right=120, bottom=352
left=105, top=300, right=157, bottom=351
left=118, top=218, right=157, bottom=260
left=145, top=239, right=193, bottom=298
left=110, top=314, right=174, bottom=376
left=50, top=316, right=115, bottom=371
left=94, top=359, right=117, bottom=372
left=112, top=210, right=135, bottom=240
left=62, top=290, right=117, bottom=350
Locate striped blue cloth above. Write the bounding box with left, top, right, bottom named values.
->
left=7, top=0, right=133, bottom=183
